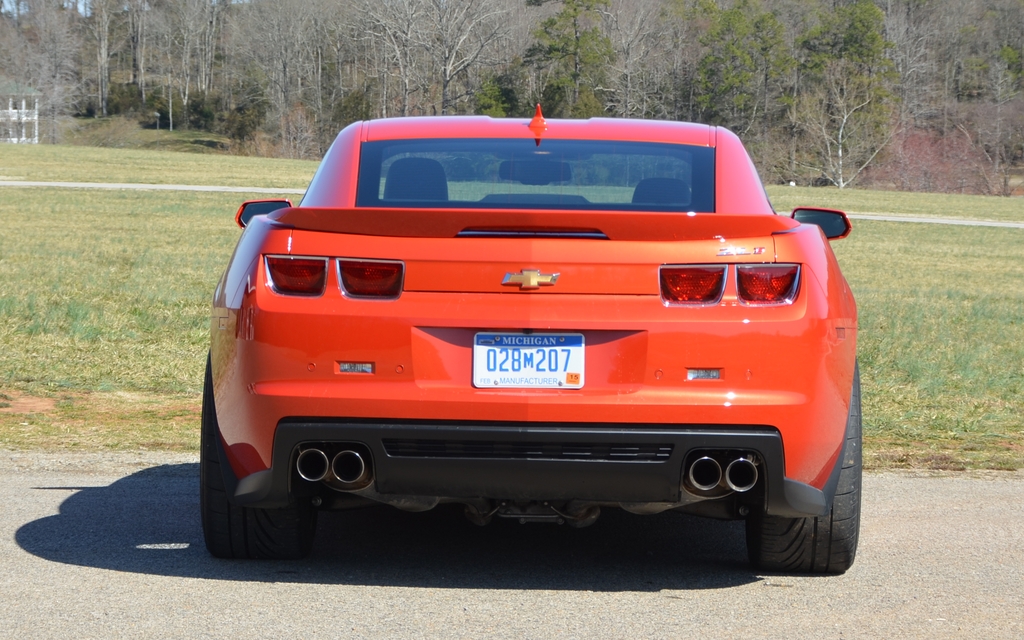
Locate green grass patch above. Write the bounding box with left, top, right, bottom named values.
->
left=0, top=188, right=241, bottom=393
left=0, top=143, right=317, bottom=188
left=0, top=175, right=1021, bottom=469
left=833, top=222, right=1024, bottom=470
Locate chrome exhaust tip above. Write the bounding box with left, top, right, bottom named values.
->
left=296, top=448, right=330, bottom=482
left=725, top=457, right=758, bottom=493
left=332, top=450, right=369, bottom=485
left=688, top=456, right=723, bottom=492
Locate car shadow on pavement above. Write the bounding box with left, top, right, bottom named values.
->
left=16, top=463, right=761, bottom=591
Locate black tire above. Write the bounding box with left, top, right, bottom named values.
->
left=746, top=363, right=862, bottom=574
left=200, top=355, right=317, bottom=559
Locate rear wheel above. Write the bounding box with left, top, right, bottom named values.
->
left=200, top=355, right=317, bottom=559
left=745, top=363, right=861, bottom=574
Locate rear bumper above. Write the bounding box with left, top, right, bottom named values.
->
left=221, top=419, right=839, bottom=518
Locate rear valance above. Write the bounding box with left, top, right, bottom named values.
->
left=268, top=207, right=798, bottom=242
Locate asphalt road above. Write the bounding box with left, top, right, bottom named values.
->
left=0, top=452, right=1021, bottom=639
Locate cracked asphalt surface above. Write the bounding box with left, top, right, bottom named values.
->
left=0, top=452, right=1021, bottom=639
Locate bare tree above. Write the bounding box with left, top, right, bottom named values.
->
left=26, top=0, right=80, bottom=143
left=659, top=2, right=707, bottom=122
left=240, top=0, right=312, bottom=112
left=966, top=74, right=1024, bottom=196
left=124, top=0, right=149, bottom=101
left=419, top=0, right=509, bottom=115
left=87, top=0, right=116, bottom=116
left=0, top=5, right=32, bottom=84
left=195, top=0, right=223, bottom=94
left=882, top=0, right=938, bottom=126
left=126, top=0, right=147, bottom=101
left=365, top=0, right=426, bottom=117
left=798, top=60, right=897, bottom=188
left=166, top=0, right=207, bottom=121
left=604, top=0, right=663, bottom=118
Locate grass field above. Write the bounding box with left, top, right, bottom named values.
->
left=1, top=145, right=1022, bottom=469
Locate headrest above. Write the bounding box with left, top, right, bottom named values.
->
left=383, top=158, right=449, bottom=201
left=631, top=177, right=690, bottom=205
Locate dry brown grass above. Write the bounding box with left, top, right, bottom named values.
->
left=0, top=390, right=199, bottom=451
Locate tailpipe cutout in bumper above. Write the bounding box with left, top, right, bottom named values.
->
left=684, top=451, right=760, bottom=495
left=296, top=444, right=374, bottom=491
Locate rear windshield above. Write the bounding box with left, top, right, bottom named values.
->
left=356, top=138, right=715, bottom=212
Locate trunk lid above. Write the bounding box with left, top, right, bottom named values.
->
left=279, top=207, right=794, bottom=296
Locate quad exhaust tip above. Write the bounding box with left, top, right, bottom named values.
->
left=725, top=457, right=758, bottom=493
left=296, top=448, right=330, bottom=482
left=688, top=456, right=722, bottom=492
left=687, top=453, right=759, bottom=493
left=332, top=450, right=369, bottom=485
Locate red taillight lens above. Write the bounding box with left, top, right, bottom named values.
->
left=339, top=260, right=404, bottom=298
left=265, top=256, right=328, bottom=296
left=660, top=266, right=727, bottom=304
left=737, top=264, right=800, bottom=304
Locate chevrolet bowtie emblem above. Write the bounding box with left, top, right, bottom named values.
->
left=502, top=269, right=560, bottom=290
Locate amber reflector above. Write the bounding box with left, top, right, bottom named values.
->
left=266, top=256, right=327, bottom=296
left=660, top=266, right=726, bottom=304
left=340, top=260, right=403, bottom=298
left=737, top=264, right=799, bottom=304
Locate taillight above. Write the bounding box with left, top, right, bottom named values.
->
left=265, top=256, right=328, bottom=296
left=660, top=265, right=727, bottom=305
left=339, top=259, right=404, bottom=299
left=737, top=264, right=800, bottom=304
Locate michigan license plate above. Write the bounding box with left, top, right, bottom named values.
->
left=472, top=333, right=585, bottom=389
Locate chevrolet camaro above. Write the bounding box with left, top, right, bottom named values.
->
left=201, top=108, right=861, bottom=573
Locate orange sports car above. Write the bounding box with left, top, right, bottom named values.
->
left=201, top=109, right=861, bottom=573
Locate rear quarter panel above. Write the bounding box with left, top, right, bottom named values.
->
left=773, top=225, right=858, bottom=485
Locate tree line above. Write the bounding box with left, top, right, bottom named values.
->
left=1, top=0, right=1022, bottom=194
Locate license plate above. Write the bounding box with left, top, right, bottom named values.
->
left=473, top=333, right=585, bottom=389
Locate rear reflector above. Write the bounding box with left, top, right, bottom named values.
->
left=737, top=264, right=800, bottom=304
left=338, top=362, right=374, bottom=374
left=265, top=256, right=328, bottom=296
left=660, top=266, right=727, bottom=304
left=687, top=368, right=721, bottom=380
left=339, top=259, right=404, bottom=298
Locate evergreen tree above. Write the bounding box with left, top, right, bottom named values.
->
left=527, top=0, right=614, bottom=118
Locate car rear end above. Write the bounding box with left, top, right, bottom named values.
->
left=207, top=117, right=857, bottom=546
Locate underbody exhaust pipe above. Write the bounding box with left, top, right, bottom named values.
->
left=688, top=456, right=722, bottom=492
left=725, top=457, right=758, bottom=493
left=332, top=450, right=371, bottom=486
left=296, top=448, right=330, bottom=482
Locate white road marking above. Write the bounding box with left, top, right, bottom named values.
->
left=847, top=213, right=1024, bottom=229
left=2, top=180, right=1021, bottom=228
left=0, top=180, right=305, bottom=195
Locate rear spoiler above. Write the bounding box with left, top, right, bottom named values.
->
left=268, top=207, right=799, bottom=242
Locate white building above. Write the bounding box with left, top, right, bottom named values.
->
left=1, top=79, right=40, bottom=144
